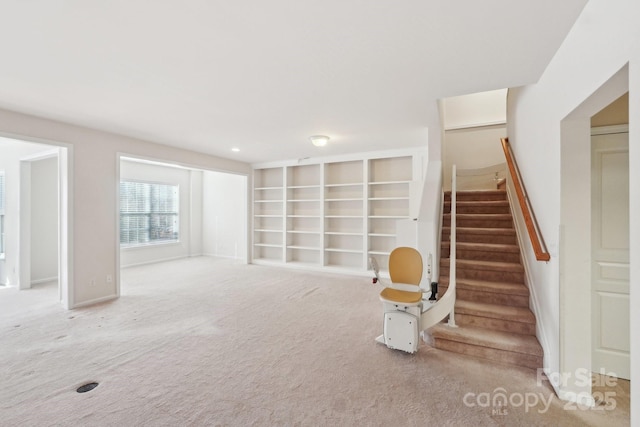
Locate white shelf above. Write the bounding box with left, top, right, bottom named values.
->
left=255, top=229, right=283, bottom=233
left=324, top=182, right=363, bottom=188
left=325, top=198, right=364, bottom=202
left=287, top=185, right=320, bottom=189
left=254, top=199, right=283, bottom=203
left=288, top=199, right=321, bottom=202
left=368, top=180, right=411, bottom=185
left=325, top=231, right=362, bottom=236
left=368, top=215, right=408, bottom=219
left=368, top=250, right=391, bottom=255
left=325, top=247, right=362, bottom=254
left=368, top=197, right=409, bottom=201
left=325, top=215, right=362, bottom=218
left=255, top=186, right=283, bottom=191
left=287, top=245, right=319, bottom=251
left=368, top=233, right=395, bottom=237
left=255, top=214, right=282, bottom=218
left=255, top=243, right=281, bottom=248
left=287, top=230, right=321, bottom=234
left=287, top=215, right=320, bottom=218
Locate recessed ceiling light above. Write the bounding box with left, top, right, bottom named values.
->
left=309, top=135, right=330, bottom=147
left=231, top=147, right=240, bottom=152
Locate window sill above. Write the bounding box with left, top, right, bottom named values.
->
left=120, top=240, right=180, bottom=250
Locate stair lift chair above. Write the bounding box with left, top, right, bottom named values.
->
left=374, top=247, right=428, bottom=353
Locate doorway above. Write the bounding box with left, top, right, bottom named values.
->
left=0, top=136, right=71, bottom=309
left=559, top=65, right=630, bottom=404
left=117, top=155, right=248, bottom=297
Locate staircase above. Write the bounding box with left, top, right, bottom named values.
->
left=428, top=190, right=543, bottom=369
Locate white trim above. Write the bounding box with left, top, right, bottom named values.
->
left=71, top=294, right=118, bottom=309
left=444, top=120, right=506, bottom=131
left=31, top=276, right=58, bottom=285
left=591, top=124, right=629, bottom=135
left=251, top=147, right=427, bottom=169
left=506, top=181, right=555, bottom=393
left=120, top=255, right=189, bottom=269
left=19, top=148, right=60, bottom=162
left=119, top=153, right=250, bottom=177
left=0, top=131, right=73, bottom=310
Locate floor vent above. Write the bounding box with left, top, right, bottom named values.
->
left=76, top=382, right=99, bottom=393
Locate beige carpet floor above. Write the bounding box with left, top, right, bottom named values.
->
left=0, top=257, right=630, bottom=426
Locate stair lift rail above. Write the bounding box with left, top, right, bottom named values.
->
left=372, top=165, right=458, bottom=353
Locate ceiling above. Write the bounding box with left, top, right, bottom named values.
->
left=0, top=1, right=587, bottom=164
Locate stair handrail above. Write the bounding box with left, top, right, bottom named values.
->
left=500, top=138, right=550, bottom=262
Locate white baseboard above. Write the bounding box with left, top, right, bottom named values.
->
left=506, top=185, right=554, bottom=382
left=31, top=276, right=58, bottom=285
left=120, top=255, right=188, bottom=269
left=71, top=293, right=118, bottom=309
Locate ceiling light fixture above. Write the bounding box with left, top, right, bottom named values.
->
left=309, top=135, right=329, bottom=147
left=231, top=147, right=240, bottom=152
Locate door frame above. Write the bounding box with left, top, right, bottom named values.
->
left=13, top=138, right=73, bottom=309
left=558, top=64, right=629, bottom=405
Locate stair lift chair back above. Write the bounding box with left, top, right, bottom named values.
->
left=377, top=247, right=424, bottom=353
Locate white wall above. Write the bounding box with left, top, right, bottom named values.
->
left=506, top=0, right=639, bottom=416
left=30, top=156, right=58, bottom=283
left=0, top=139, right=57, bottom=286
left=442, top=89, right=507, bottom=130
left=202, top=170, right=247, bottom=260
left=0, top=108, right=251, bottom=307
left=119, top=160, right=203, bottom=268
left=442, top=125, right=506, bottom=190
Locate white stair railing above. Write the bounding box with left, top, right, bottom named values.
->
left=447, top=165, right=457, bottom=327
left=420, top=164, right=457, bottom=330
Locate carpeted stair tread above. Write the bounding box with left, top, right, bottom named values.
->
left=445, top=200, right=510, bottom=207
left=455, top=300, right=535, bottom=324
left=442, top=242, right=520, bottom=253
left=430, top=324, right=543, bottom=357
left=444, top=213, right=513, bottom=220
left=438, top=277, right=529, bottom=296
left=444, top=190, right=507, bottom=201
left=442, top=226, right=516, bottom=236
left=441, top=258, right=524, bottom=273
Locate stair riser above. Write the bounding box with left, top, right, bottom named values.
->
left=443, top=217, right=513, bottom=229
left=456, top=249, right=521, bottom=264
left=439, top=285, right=530, bottom=308
left=433, top=339, right=542, bottom=370
left=454, top=313, right=536, bottom=335
left=440, top=246, right=521, bottom=264
left=441, top=267, right=524, bottom=283
left=445, top=193, right=507, bottom=202
left=441, top=232, right=517, bottom=245
left=444, top=205, right=510, bottom=215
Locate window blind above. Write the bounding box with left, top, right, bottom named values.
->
left=119, top=181, right=179, bottom=246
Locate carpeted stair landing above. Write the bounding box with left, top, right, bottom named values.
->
left=429, top=190, right=543, bottom=369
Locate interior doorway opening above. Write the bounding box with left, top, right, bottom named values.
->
left=117, top=155, right=248, bottom=297
left=0, top=136, right=71, bottom=309
left=559, top=64, right=629, bottom=406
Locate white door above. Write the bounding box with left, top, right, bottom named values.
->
left=591, top=130, right=630, bottom=380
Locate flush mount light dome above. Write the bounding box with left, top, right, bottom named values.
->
left=309, top=135, right=330, bottom=147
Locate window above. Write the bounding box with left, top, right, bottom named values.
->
left=0, top=172, right=4, bottom=255
left=119, top=181, right=179, bottom=246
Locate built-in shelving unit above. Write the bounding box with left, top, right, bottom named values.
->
left=367, top=156, right=413, bottom=273
left=285, top=164, right=322, bottom=265
left=253, top=167, right=285, bottom=262
left=252, top=150, right=423, bottom=275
